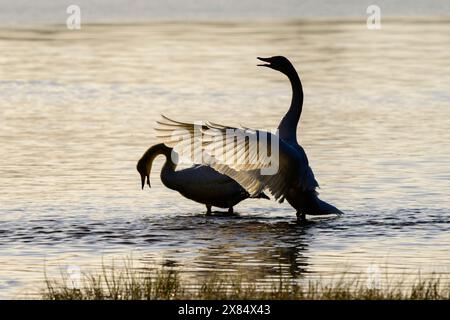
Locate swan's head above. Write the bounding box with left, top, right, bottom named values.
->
left=257, top=56, right=294, bottom=74
left=136, top=143, right=172, bottom=190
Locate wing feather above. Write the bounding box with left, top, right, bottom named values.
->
left=155, top=115, right=316, bottom=200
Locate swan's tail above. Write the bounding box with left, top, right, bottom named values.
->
left=315, top=197, right=344, bottom=216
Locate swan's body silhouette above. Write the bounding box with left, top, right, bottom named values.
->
left=156, top=56, right=342, bottom=221
left=136, top=143, right=269, bottom=215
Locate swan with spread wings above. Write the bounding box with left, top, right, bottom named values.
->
left=155, top=56, right=343, bottom=221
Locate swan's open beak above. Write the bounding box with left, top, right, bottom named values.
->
left=257, top=57, right=272, bottom=67
left=141, top=174, right=150, bottom=189
left=141, top=174, right=145, bottom=189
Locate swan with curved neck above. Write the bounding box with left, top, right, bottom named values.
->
left=136, top=143, right=269, bottom=215
left=258, top=56, right=303, bottom=146
left=155, top=56, right=343, bottom=222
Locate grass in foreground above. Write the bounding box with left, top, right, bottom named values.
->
left=43, top=265, right=450, bottom=300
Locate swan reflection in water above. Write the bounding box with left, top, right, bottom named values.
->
left=138, top=214, right=330, bottom=283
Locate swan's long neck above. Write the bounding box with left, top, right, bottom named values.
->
left=160, top=157, right=177, bottom=189
left=277, top=68, right=303, bottom=145
left=139, top=143, right=176, bottom=188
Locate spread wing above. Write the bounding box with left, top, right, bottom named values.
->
left=155, top=115, right=316, bottom=202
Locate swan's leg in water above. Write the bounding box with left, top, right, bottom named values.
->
left=296, top=211, right=306, bottom=222
left=206, top=205, right=212, bottom=216
left=228, top=207, right=234, bottom=214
